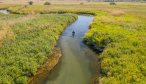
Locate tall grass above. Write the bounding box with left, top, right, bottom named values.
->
left=0, top=14, right=77, bottom=84
left=84, top=10, right=146, bottom=84
left=1, top=3, right=146, bottom=83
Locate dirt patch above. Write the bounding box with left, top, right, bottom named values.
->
left=28, top=48, right=62, bottom=84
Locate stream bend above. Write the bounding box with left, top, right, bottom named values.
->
left=32, top=15, right=98, bottom=84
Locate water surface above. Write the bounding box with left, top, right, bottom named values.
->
left=33, top=15, right=99, bottom=84
left=0, top=9, right=9, bottom=14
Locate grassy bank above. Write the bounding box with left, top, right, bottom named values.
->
left=28, top=48, right=62, bottom=84
left=0, top=14, right=77, bottom=84
left=84, top=4, right=146, bottom=84
left=1, top=2, right=146, bottom=84
left=84, top=13, right=146, bottom=83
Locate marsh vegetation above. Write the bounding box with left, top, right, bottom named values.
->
left=0, top=13, right=77, bottom=83
left=0, top=2, right=146, bottom=84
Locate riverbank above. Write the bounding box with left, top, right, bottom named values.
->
left=0, top=14, right=77, bottom=84
left=36, top=15, right=97, bottom=84
left=28, top=48, right=62, bottom=84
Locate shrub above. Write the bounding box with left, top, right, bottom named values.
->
left=44, top=2, right=51, bottom=5
left=110, top=2, right=116, bottom=5
left=28, top=1, right=33, bottom=5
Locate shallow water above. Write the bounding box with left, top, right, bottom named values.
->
left=0, top=9, right=9, bottom=14
left=32, top=15, right=99, bottom=84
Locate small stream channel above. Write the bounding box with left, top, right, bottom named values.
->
left=31, top=15, right=100, bottom=84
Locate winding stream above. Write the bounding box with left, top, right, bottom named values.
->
left=31, top=15, right=99, bottom=84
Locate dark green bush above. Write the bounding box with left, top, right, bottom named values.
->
left=44, top=2, right=51, bottom=5
left=110, top=2, right=116, bottom=5
left=28, top=1, right=33, bottom=5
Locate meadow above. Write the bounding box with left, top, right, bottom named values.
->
left=0, top=13, right=77, bottom=83
left=84, top=11, right=146, bottom=84
left=0, top=2, right=146, bottom=84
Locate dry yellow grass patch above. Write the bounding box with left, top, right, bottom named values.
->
left=0, top=15, right=35, bottom=44
left=111, top=10, right=125, bottom=16
left=0, top=28, right=12, bottom=41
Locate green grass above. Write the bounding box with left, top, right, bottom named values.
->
left=84, top=9, right=146, bottom=84
left=0, top=14, right=77, bottom=84
left=1, top=2, right=146, bottom=84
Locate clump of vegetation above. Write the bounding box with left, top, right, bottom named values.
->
left=44, top=2, right=51, bottom=5
left=28, top=1, right=33, bottom=5
left=110, top=2, right=116, bottom=5
left=0, top=14, right=77, bottom=83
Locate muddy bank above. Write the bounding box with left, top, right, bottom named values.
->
left=28, top=48, right=62, bottom=84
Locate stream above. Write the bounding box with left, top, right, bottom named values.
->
left=31, top=15, right=99, bottom=84
left=0, top=10, right=99, bottom=83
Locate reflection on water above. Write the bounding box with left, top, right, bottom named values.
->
left=33, top=16, right=99, bottom=84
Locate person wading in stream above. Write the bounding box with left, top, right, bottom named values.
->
left=72, top=30, right=75, bottom=37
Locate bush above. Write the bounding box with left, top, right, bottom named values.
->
left=44, top=2, right=51, bottom=5
left=28, top=1, right=33, bottom=5
left=110, top=2, right=116, bottom=5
